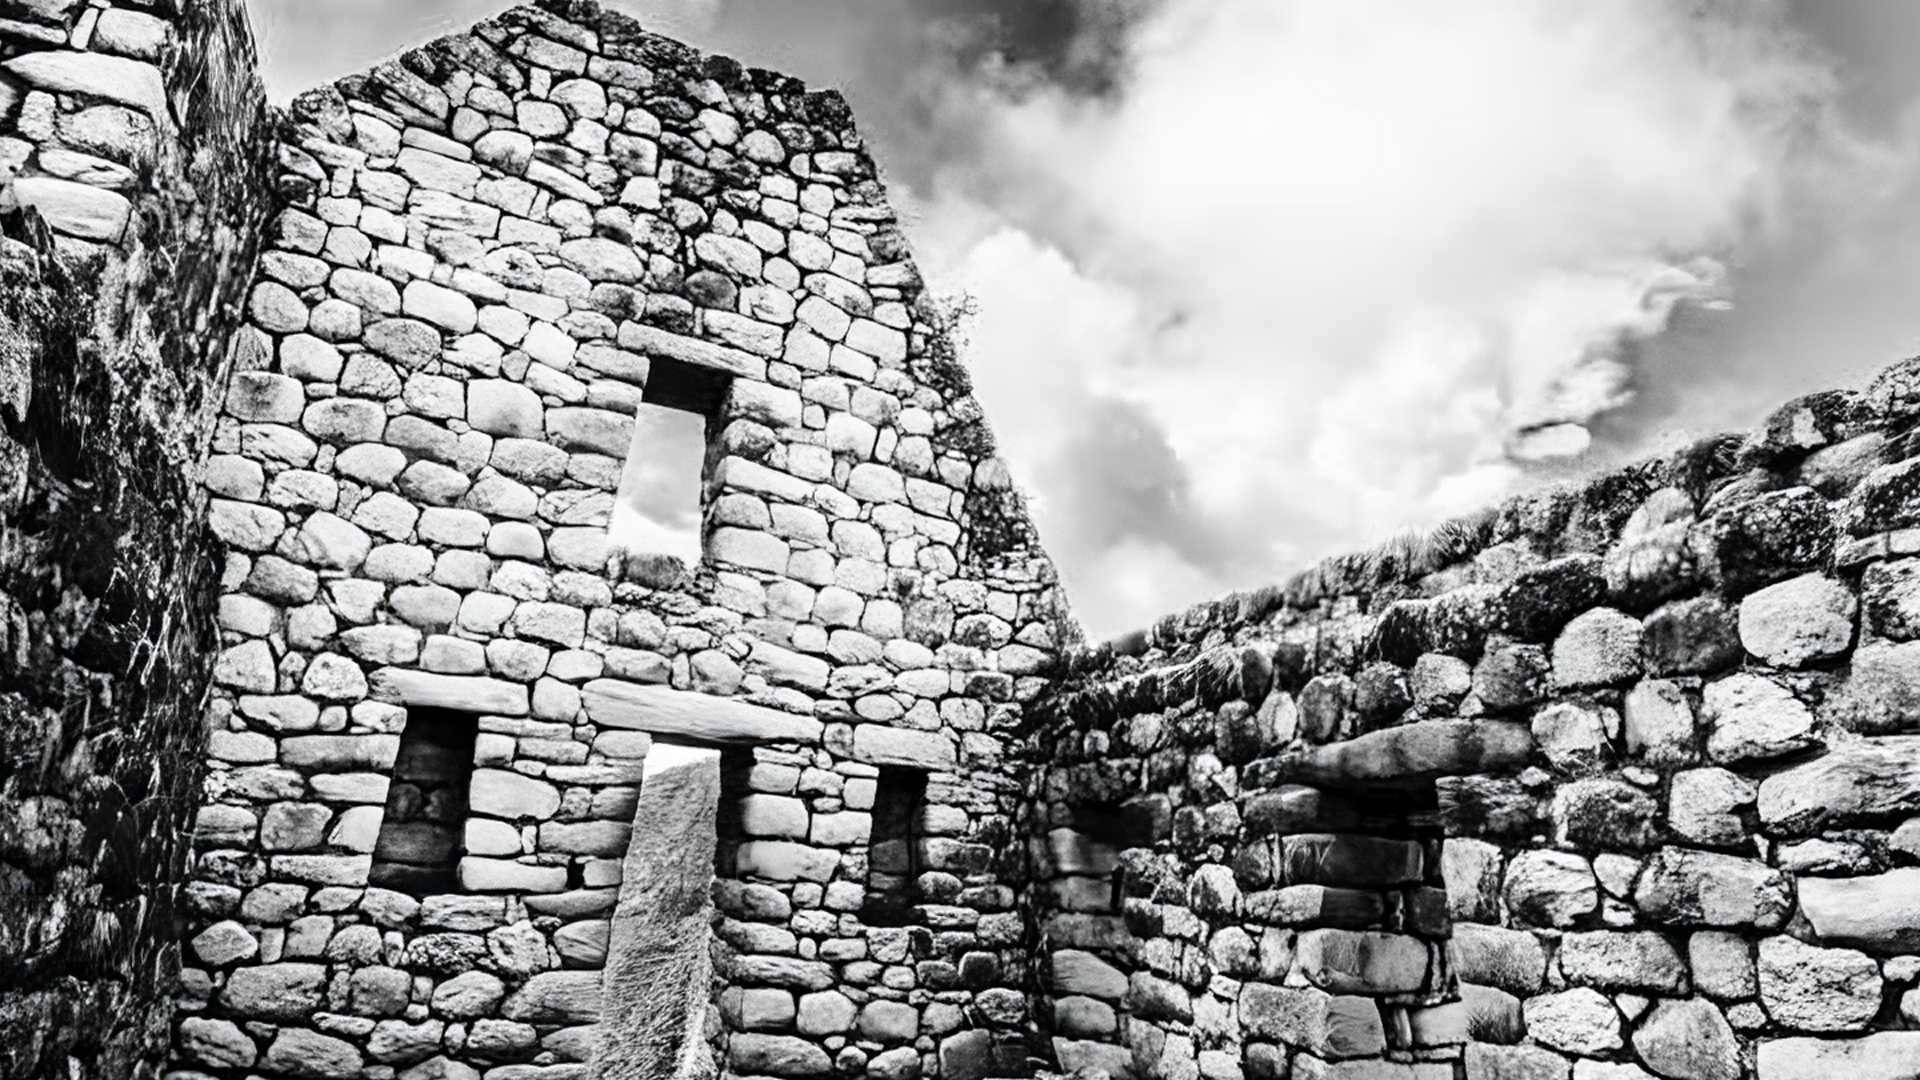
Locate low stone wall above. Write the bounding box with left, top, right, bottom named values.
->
left=1030, top=361, right=1920, bottom=1078
left=0, top=2, right=273, bottom=1079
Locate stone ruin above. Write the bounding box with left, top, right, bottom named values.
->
left=2, top=1, right=1920, bottom=1079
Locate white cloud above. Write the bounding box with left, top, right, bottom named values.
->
left=932, top=0, right=1904, bottom=637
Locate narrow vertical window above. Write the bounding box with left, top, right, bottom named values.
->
left=864, top=767, right=927, bottom=926
left=608, top=355, right=729, bottom=576
left=369, top=707, right=477, bottom=895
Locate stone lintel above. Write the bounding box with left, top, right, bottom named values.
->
left=1281, top=720, right=1534, bottom=785
left=616, top=321, right=766, bottom=381
left=580, top=680, right=822, bottom=745
left=368, top=668, right=531, bottom=715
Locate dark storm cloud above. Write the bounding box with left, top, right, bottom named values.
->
left=1049, top=396, right=1241, bottom=577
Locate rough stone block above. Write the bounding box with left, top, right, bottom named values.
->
left=1759, top=936, right=1882, bottom=1032
left=1237, top=984, right=1385, bottom=1060
left=1757, top=737, right=1920, bottom=835
left=501, top=971, right=604, bottom=1025
left=1797, top=868, right=1920, bottom=953
left=1633, top=847, right=1790, bottom=930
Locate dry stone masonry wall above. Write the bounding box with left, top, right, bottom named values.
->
left=6, top=2, right=1920, bottom=1080
left=168, top=4, right=1063, bottom=1080
left=1032, top=365, right=1920, bottom=1079
left=0, top=2, right=272, bottom=1079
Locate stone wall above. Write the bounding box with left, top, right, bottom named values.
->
left=0, top=1, right=274, bottom=1079
left=168, top=4, right=1064, bottom=1079
left=1029, top=361, right=1920, bottom=1079
left=8, top=1, right=1916, bottom=1078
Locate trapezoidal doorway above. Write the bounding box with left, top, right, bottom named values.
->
left=594, top=743, right=732, bottom=1078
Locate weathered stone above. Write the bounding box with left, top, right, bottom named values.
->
left=1475, top=644, right=1552, bottom=712
left=1822, top=640, right=1920, bottom=734
left=1689, top=931, right=1756, bottom=999
left=1758, top=935, right=1882, bottom=1032
left=1756, top=1033, right=1920, bottom=1080
left=370, top=669, right=529, bottom=715
left=852, top=724, right=957, bottom=770
left=191, top=920, right=258, bottom=966
left=582, top=681, right=822, bottom=744
left=1052, top=949, right=1127, bottom=1000
left=1643, top=596, right=1742, bottom=676
left=1442, top=839, right=1502, bottom=923
left=220, top=963, right=327, bottom=1021
left=1553, top=608, right=1643, bottom=688
left=1503, top=850, right=1598, bottom=928
left=1862, top=559, right=1920, bottom=640
left=262, top=1027, right=363, bottom=1080
left=1623, top=678, right=1698, bottom=766
left=1552, top=778, right=1657, bottom=850
left=1758, top=737, right=1920, bottom=835
left=1630, top=998, right=1740, bottom=1080
left=1737, top=573, right=1856, bottom=666
left=1666, top=767, right=1755, bottom=847
left=467, top=770, right=562, bottom=826
left=1462, top=1045, right=1572, bottom=1080
left=1634, top=847, right=1789, bottom=929
left=1704, top=485, right=1833, bottom=595
left=1449, top=925, right=1549, bottom=996
left=1523, top=987, right=1621, bottom=1055
left=1282, top=719, right=1532, bottom=783
left=177, top=1017, right=257, bottom=1069
left=500, top=971, right=603, bottom=1025
left=1557, top=931, right=1685, bottom=994
left=1237, top=984, right=1385, bottom=1059
left=1797, top=868, right=1920, bottom=953
left=1702, top=673, right=1816, bottom=764
left=1292, top=930, right=1432, bottom=995
left=1532, top=700, right=1618, bottom=774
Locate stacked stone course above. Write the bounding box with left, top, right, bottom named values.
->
left=166, top=3, right=1062, bottom=1079
left=1033, top=366, right=1920, bottom=1078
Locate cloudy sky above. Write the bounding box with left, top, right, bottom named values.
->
left=254, top=0, right=1920, bottom=639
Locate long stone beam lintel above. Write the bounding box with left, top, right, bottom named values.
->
left=582, top=680, right=824, bottom=745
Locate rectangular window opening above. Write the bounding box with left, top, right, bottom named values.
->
left=608, top=355, right=730, bottom=578
left=369, top=707, right=478, bottom=897
left=863, top=767, right=928, bottom=927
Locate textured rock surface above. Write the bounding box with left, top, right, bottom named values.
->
left=0, top=1, right=273, bottom=1077
left=10, top=0, right=1920, bottom=1078
left=1031, top=355, right=1920, bottom=1078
